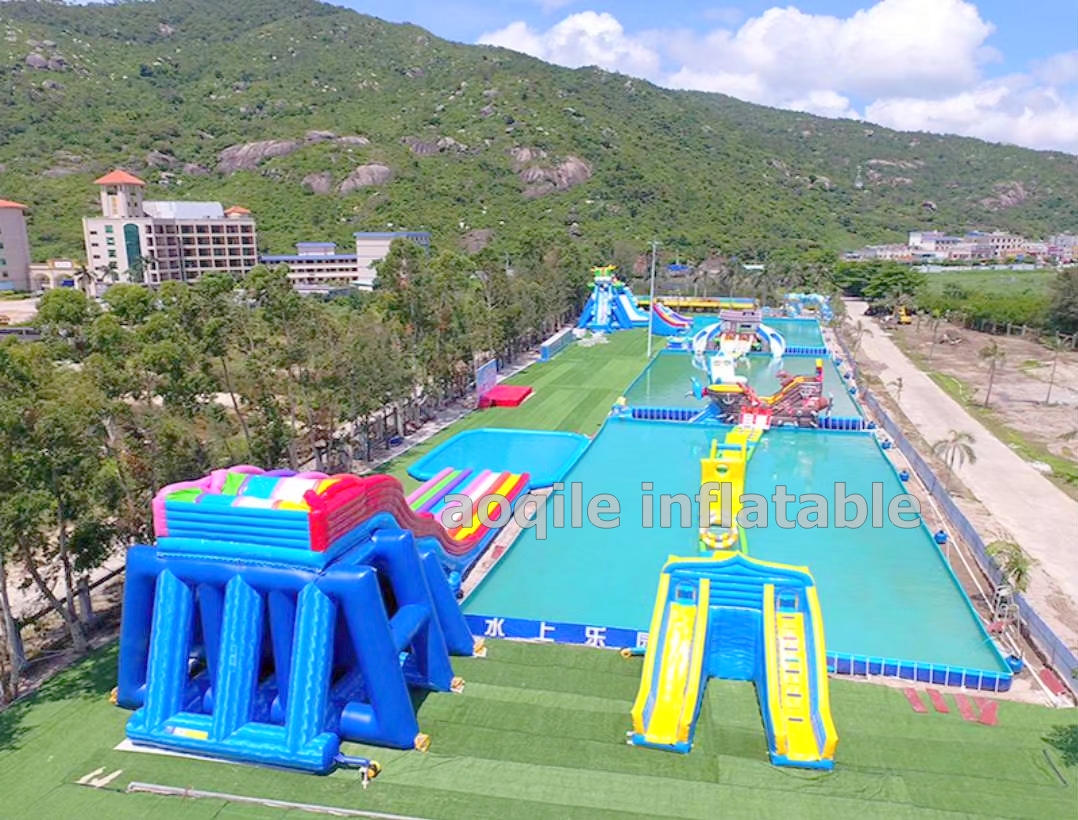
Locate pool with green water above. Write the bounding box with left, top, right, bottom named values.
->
left=463, top=418, right=1005, bottom=674
left=623, top=352, right=861, bottom=416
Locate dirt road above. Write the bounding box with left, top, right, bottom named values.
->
left=847, top=299, right=1078, bottom=650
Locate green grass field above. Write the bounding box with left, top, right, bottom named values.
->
left=383, top=329, right=652, bottom=490
left=2, top=641, right=1074, bottom=820
left=920, top=269, right=1055, bottom=298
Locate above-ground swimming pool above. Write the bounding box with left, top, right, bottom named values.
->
left=408, top=428, right=590, bottom=488
left=623, top=351, right=861, bottom=417
left=463, top=416, right=1007, bottom=679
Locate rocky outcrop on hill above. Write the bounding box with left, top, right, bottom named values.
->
left=980, top=180, right=1031, bottom=211
left=337, top=163, right=392, bottom=194
left=24, top=49, right=68, bottom=71
left=516, top=154, right=593, bottom=198
left=145, top=150, right=177, bottom=169
left=217, top=139, right=300, bottom=173
left=303, top=171, right=335, bottom=195
left=401, top=135, right=468, bottom=155
left=217, top=134, right=371, bottom=173
left=461, top=228, right=493, bottom=253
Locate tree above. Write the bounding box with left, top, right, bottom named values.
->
left=978, top=341, right=1006, bottom=407
left=932, top=429, right=977, bottom=482
left=889, top=376, right=904, bottom=405
left=102, top=283, right=155, bottom=324
left=862, top=264, right=927, bottom=308
left=850, top=319, right=868, bottom=353
left=1048, top=266, right=1078, bottom=334
left=986, top=540, right=1034, bottom=593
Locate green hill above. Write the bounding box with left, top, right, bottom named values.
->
left=2, top=0, right=1077, bottom=263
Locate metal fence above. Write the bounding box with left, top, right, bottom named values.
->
left=838, top=333, right=1078, bottom=692
left=954, top=317, right=1078, bottom=350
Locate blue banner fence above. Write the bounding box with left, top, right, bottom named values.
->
left=834, top=329, right=1077, bottom=693
left=540, top=327, right=576, bottom=362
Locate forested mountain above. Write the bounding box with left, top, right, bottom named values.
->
left=2, top=0, right=1077, bottom=263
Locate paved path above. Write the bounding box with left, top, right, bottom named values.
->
left=847, top=299, right=1078, bottom=650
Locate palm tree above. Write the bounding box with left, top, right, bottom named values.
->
left=979, top=341, right=1006, bottom=407
left=986, top=540, right=1034, bottom=593
left=888, top=376, right=904, bottom=405
left=932, top=429, right=977, bottom=481
left=850, top=319, right=868, bottom=354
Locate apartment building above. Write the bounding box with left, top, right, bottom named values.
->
left=260, top=232, right=432, bottom=292
left=0, top=199, right=31, bottom=292
left=82, top=170, right=259, bottom=289
left=261, top=242, right=367, bottom=293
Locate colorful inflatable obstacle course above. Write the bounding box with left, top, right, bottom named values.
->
left=637, top=296, right=757, bottom=312
left=629, top=552, right=838, bottom=770
left=784, top=292, right=834, bottom=322
left=406, top=467, right=530, bottom=544
left=650, top=301, right=692, bottom=336
left=704, top=359, right=831, bottom=427
left=117, top=466, right=484, bottom=774
left=698, top=427, right=763, bottom=552
left=689, top=307, right=785, bottom=364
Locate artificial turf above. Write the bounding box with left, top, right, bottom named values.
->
left=1, top=641, right=1075, bottom=820
left=383, top=329, right=652, bottom=490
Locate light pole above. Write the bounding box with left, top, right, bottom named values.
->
left=646, top=240, right=659, bottom=358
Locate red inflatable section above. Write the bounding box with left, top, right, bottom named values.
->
left=479, top=384, right=533, bottom=408
left=304, top=473, right=527, bottom=556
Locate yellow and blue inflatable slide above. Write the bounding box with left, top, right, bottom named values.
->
left=630, top=551, right=838, bottom=769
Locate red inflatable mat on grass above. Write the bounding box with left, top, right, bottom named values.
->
left=479, top=385, right=534, bottom=408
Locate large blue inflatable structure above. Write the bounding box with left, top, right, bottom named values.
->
left=578, top=266, right=651, bottom=332
left=116, top=467, right=477, bottom=774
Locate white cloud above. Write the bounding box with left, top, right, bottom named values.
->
left=866, top=75, right=1078, bottom=152
left=477, top=1, right=1078, bottom=153
left=479, top=11, right=661, bottom=78
left=1031, top=50, right=1078, bottom=86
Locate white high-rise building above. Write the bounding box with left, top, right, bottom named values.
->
left=82, top=170, right=259, bottom=288
left=0, top=199, right=31, bottom=293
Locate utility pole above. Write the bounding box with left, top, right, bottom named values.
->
left=646, top=240, right=659, bottom=358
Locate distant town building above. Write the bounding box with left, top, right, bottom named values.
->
left=261, top=242, right=366, bottom=293
left=82, top=170, right=259, bottom=289
left=863, top=244, right=913, bottom=262
left=29, top=259, right=81, bottom=292
left=260, top=231, right=432, bottom=293
left=983, top=231, right=1024, bottom=259
left=354, top=231, right=431, bottom=288
left=0, top=199, right=32, bottom=292
left=847, top=227, right=1075, bottom=266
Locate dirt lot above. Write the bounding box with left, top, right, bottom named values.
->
left=0, top=296, right=38, bottom=323
left=892, top=317, right=1078, bottom=469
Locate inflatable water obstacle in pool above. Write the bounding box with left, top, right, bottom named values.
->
left=629, top=551, right=838, bottom=770
left=628, top=432, right=838, bottom=771
left=116, top=465, right=511, bottom=774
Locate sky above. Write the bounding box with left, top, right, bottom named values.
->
left=338, top=0, right=1078, bottom=154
